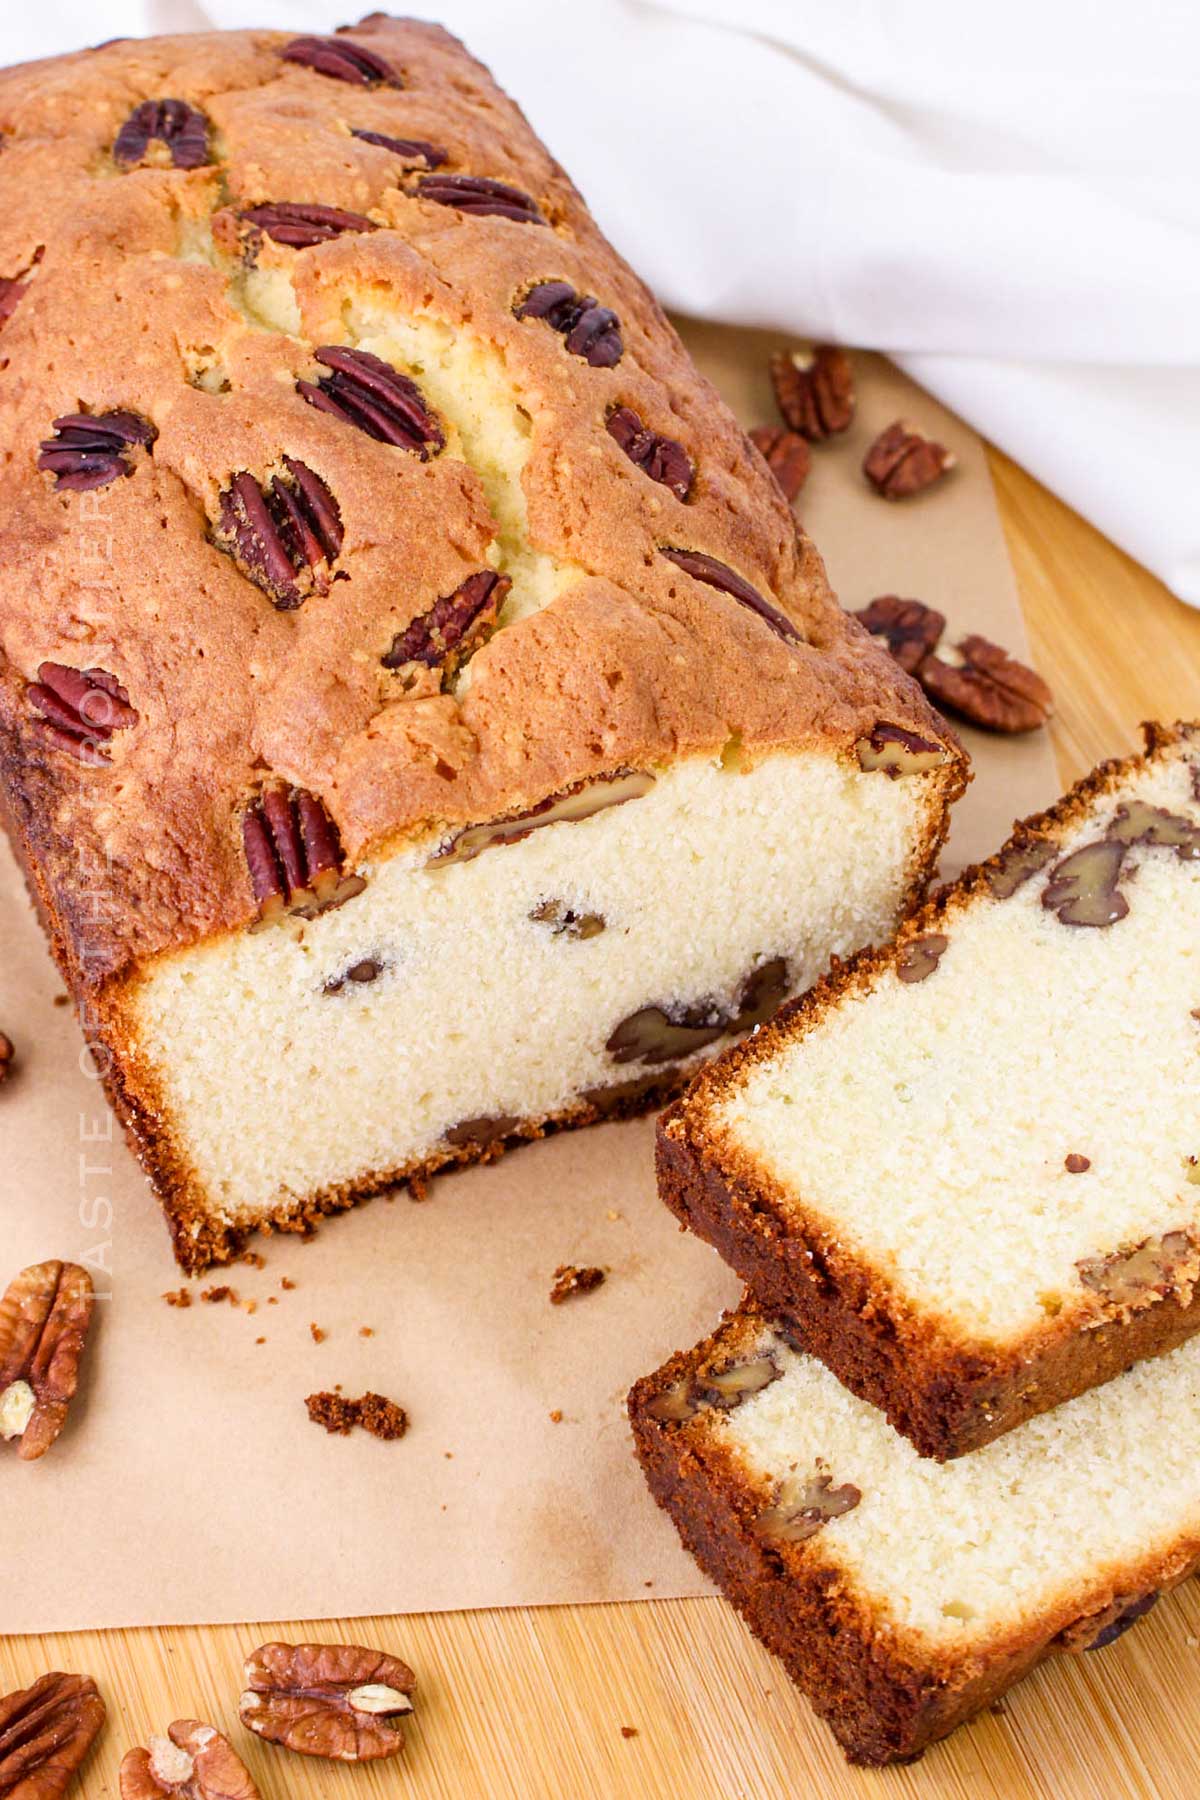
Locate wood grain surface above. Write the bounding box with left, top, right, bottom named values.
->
left=4, top=446, right=1200, bottom=1799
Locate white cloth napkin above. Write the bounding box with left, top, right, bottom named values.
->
left=10, top=0, right=1200, bottom=604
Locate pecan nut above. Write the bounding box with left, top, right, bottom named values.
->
left=351, top=128, right=446, bottom=167
left=27, top=663, right=138, bottom=764
left=919, top=633, right=1053, bottom=733
left=119, top=1720, right=258, bottom=1799
left=240, top=1642, right=415, bottom=1761
left=863, top=420, right=956, bottom=499
left=514, top=281, right=623, bottom=367
left=431, top=770, right=654, bottom=866
left=985, top=835, right=1056, bottom=899
left=0, top=1671, right=106, bottom=1797
left=1059, top=1591, right=1160, bottom=1655
left=647, top=1354, right=781, bottom=1423
left=238, top=202, right=376, bottom=250
left=38, top=411, right=156, bottom=493
left=1076, top=1231, right=1195, bottom=1309
left=855, top=722, right=949, bottom=777
left=382, top=570, right=508, bottom=676
left=1107, top=799, right=1200, bottom=856
left=607, top=406, right=693, bottom=500
left=416, top=172, right=545, bottom=224
left=298, top=347, right=443, bottom=456
left=607, top=956, right=789, bottom=1066
left=747, top=425, right=811, bottom=502
left=113, top=100, right=211, bottom=171
left=0, top=1261, right=94, bottom=1461
left=769, top=344, right=854, bottom=440
left=661, top=547, right=802, bottom=646
left=243, top=785, right=364, bottom=926
left=216, top=460, right=343, bottom=609
left=283, top=35, right=400, bottom=86
left=1041, top=839, right=1129, bottom=928
left=754, top=1470, right=862, bottom=1542
left=896, top=933, right=948, bottom=984
left=853, top=595, right=945, bottom=675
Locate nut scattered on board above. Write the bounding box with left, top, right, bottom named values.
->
left=240, top=1642, right=415, bottom=1762
left=853, top=596, right=946, bottom=675
left=0, top=1671, right=106, bottom=1796
left=119, top=1718, right=259, bottom=1798
left=0, top=1032, right=13, bottom=1084
left=747, top=425, right=811, bottom=502
left=863, top=419, right=956, bottom=498
left=305, top=1391, right=408, bottom=1439
left=919, top=633, right=1054, bottom=734
left=550, top=1264, right=606, bottom=1304
left=0, top=1260, right=94, bottom=1461
left=769, top=344, right=855, bottom=440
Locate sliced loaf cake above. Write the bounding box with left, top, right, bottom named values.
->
left=658, top=724, right=1200, bottom=1457
left=630, top=1299, right=1200, bottom=1764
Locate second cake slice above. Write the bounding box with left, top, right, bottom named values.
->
left=659, top=724, right=1200, bottom=1457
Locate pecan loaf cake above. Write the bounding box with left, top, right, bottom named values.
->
left=0, top=16, right=963, bottom=1271
left=630, top=1299, right=1200, bottom=1765
left=658, top=724, right=1200, bottom=1457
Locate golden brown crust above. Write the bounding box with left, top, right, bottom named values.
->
left=628, top=1299, right=1200, bottom=1764
left=0, top=13, right=960, bottom=988
left=660, top=724, right=1200, bottom=1459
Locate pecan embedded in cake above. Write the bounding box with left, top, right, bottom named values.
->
left=661, top=547, right=803, bottom=646
left=416, top=172, right=545, bottom=223
left=216, top=460, right=343, bottom=609
left=607, top=406, right=693, bottom=500
left=283, top=35, right=401, bottom=86
left=239, top=202, right=377, bottom=249
left=113, top=99, right=211, bottom=170
left=38, top=410, right=156, bottom=492
left=514, top=281, right=623, bottom=366
left=351, top=129, right=446, bottom=167
left=242, top=785, right=363, bottom=925
left=27, top=663, right=138, bottom=763
left=297, top=348, right=444, bottom=455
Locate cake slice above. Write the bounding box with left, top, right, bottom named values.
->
left=630, top=1300, right=1200, bottom=1765
left=658, top=724, right=1200, bottom=1457
left=0, top=18, right=963, bottom=1270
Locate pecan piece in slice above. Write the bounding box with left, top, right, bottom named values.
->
left=27, top=663, right=138, bottom=764
left=216, top=459, right=343, bottom=609
left=113, top=99, right=211, bottom=171
left=238, top=202, right=377, bottom=249
left=1107, top=799, right=1200, bottom=857
left=0, top=1261, right=94, bottom=1461
left=514, top=281, right=623, bottom=367
left=242, top=785, right=364, bottom=926
left=120, top=1719, right=259, bottom=1799
left=607, top=406, right=693, bottom=501
left=864, top=420, right=956, bottom=499
left=661, top=547, right=803, bottom=646
left=0, top=1672, right=106, bottom=1796
left=769, top=344, right=854, bottom=440
left=985, top=835, right=1057, bottom=899
left=896, top=933, right=948, bottom=984
left=1076, top=1231, right=1194, bottom=1309
left=855, top=722, right=949, bottom=777
left=431, top=770, right=655, bottom=866
left=853, top=595, right=945, bottom=675
left=1042, top=838, right=1129, bottom=928
left=748, top=425, right=811, bottom=502
left=919, top=633, right=1053, bottom=733
left=416, top=172, right=545, bottom=224
left=283, top=35, right=400, bottom=86
left=529, top=898, right=605, bottom=939
left=351, top=128, right=446, bottom=167
left=38, top=410, right=156, bottom=493
left=298, top=347, right=444, bottom=456
left=754, top=1470, right=862, bottom=1542
left=382, top=570, right=509, bottom=676
left=240, top=1642, right=415, bottom=1761
left=606, top=958, right=787, bottom=1068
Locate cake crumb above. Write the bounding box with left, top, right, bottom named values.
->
left=408, top=1173, right=431, bottom=1203
left=200, top=1285, right=237, bottom=1305
left=53, top=993, right=70, bottom=1007
left=267, top=1296, right=278, bottom=1306
left=620, top=1726, right=638, bottom=1740
left=246, top=1300, right=258, bottom=1316
left=305, top=1391, right=408, bottom=1440
left=280, top=1276, right=296, bottom=1291
left=550, top=1264, right=606, bottom=1305
left=255, top=1336, right=266, bottom=1346
left=162, top=1288, right=192, bottom=1309
left=549, top=1409, right=563, bottom=1423
left=606, top=1209, right=623, bottom=1223
left=310, top=1322, right=327, bottom=1344
left=239, top=1250, right=267, bottom=1269
left=359, top=1326, right=374, bottom=1338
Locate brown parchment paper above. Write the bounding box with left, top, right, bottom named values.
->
left=0, top=329, right=1057, bottom=1634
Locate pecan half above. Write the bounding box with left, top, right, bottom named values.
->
left=607, top=956, right=789, bottom=1066
left=644, top=1353, right=783, bottom=1423
left=748, top=425, right=811, bottom=502
left=1059, top=1591, right=1160, bottom=1654
left=27, top=663, right=138, bottom=764
left=119, top=1720, right=258, bottom=1799
left=754, top=1470, right=862, bottom=1542
left=853, top=595, right=946, bottom=675
left=417, top=172, right=544, bottom=224
left=1042, top=839, right=1129, bottom=928
left=661, top=547, right=802, bottom=646
left=550, top=1264, right=605, bottom=1304
left=216, top=460, right=343, bottom=609
left=1076, top=1231, right=1195, bottom=1309
left=769, top=345, right=854, bottom=440
left=242, top=785, right=364, bottom=925
left=896, top=933, right=948, bottom=984
left=238, top=202, right=376, bottom=249
left=607, top=406, right=693, bottom=501
left=351, top=128, right=446, bottom=167
left=240, top=1642, right=415, bottom=1761
left=298, top=347, right=443, bottom=456
left=38, top=411, right=156, bottom=493
left=855, top=722, right=949, bottom=777
left=985, top=835, right=1056, bottom=899
left=514, top=281, right=623, bottom=367
left=0, top=1672, right=106, bottom=1796
left=444, top=1113, right=521, bottom=1148
left=282, top=35, right=400, bottom=86
left=1107, top=800, right=1200, bottom=857
left=382, top=570, right=508, bottom=675
left=919, top=634, right=1053, bottom=733
left=0, top=1261, right=94, bottom=1462
left=113, top=100, right=211, bottom=171
left=863, top=420, right=956, bottom=499
left=431, top=770, right=654, bottom=866
left=305, top=1391, right=408, bottom=1439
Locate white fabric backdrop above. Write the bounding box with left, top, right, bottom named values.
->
left=7, top=0, right=1200, bottom=604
